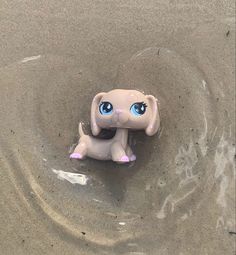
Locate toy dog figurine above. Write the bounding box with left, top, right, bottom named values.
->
left=70, top=89, right=160, bottom=163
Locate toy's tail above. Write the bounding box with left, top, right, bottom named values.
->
left=78, top=122, right=85, bottom=137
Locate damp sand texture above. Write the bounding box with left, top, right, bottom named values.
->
left=0, top=1, right=235, bottom=255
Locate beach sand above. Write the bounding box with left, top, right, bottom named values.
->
left=0, top=1, right=235, bottom=254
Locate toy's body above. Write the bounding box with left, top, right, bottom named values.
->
left=72, top=124, right=134, bottom=162
left=70, top=89, right=160, bottom=163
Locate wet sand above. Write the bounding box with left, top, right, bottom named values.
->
left=0, top=1, right=235, bottom=254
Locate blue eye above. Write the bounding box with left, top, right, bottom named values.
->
left=99, top=102, right=113, bottom=115
left=130, top=102, right=147, bottom=116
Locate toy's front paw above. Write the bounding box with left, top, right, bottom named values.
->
left=117, top=155, right=130, bottom=163
left=70, top=153, right=83, bottom=159
left=129, top=154, right=136, bottom=161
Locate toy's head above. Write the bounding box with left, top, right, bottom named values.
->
left=91, top=89, right=160, bottom=136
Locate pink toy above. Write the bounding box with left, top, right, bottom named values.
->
left=70, top=89, right=160, bottom=163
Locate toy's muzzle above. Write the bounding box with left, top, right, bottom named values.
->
left=112, top=109, right=129, bottom=124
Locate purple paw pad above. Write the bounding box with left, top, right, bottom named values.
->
left=120, top=156, right=130, bottom=162
left=130, top=154, right=136, bottom=161
left=70, top=153, right=82, bottom=159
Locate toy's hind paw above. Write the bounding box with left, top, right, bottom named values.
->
left=70, top=153, right=83, bottom=159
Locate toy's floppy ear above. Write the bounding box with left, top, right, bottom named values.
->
left=145, top=95, right=160, bottom=136
left=91, top=92, right=106, bottom=136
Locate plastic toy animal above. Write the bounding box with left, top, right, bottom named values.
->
left=70, top=89, right=160, bottom=163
